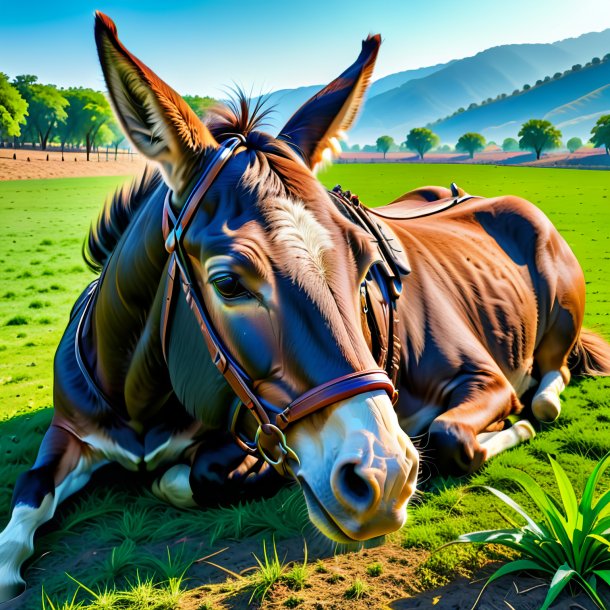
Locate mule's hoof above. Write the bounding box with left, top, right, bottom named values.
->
left=532, top=391, right=561, bottom=422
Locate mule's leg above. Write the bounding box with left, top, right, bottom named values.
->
left=475, top=420, right=536, bottom=461
left=0, top=424, right=105, bottom=601
left=532, top=305, right=581, bottom=422
left=428, top=370, right=527, bottom=474
left=151, top=464, right=197, bottom=508
left=152, top=434, right=283, bottom=509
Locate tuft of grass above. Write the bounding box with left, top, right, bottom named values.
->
left=143, top=545, right=194, bottom=581
left=64, top=571, right=185, bottom=610
left=447, top=453, right=610, bottom=610
left=283, top=542, right=308, bottom=591
left=283, top=595, right=304, bottom=607
left=250, top=538, right=286, bottom=603
left=366, top=561, right=383, bottom=577
left=314, top=560, right=328, bottom=573
left=344, top=578, right=369, bottom=600
left=98, top=539, right=137, bottom=582
left=6, top=315, right=28, bottom=326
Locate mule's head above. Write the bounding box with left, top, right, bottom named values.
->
left=95, top=12, right=418, bottom=542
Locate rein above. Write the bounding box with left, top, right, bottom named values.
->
left=159, top=137, right=401, bottom=476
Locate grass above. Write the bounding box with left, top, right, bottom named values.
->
left=249, top=539, right=287, bottom=602
left=0, top=166, right=608, bottom=607
left=344, top=578, right=369, bottom=600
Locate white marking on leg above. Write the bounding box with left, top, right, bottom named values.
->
left=532, top=371, right=565, bottom=422
left=144, top=430, right=197, bottom=472
left=152, top=464, right=197, bottom=508
left=478, top=420, right=536, bottom=461
left=81, top=433, right=141, bottom=471
left=0, top=456, right=104, bottom=602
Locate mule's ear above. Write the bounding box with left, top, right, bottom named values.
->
left=94, top=12, right=218, bottom=194
left=278, top=34, right=380, bottom=170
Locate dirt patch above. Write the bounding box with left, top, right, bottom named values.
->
left=0, top=147, right=146, bottom=181
left=179, top=539, right=608, bottom=610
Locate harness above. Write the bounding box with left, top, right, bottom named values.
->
left=74, top=135, right=477, bottom=478
left=159, top=136, right=407, bottom=476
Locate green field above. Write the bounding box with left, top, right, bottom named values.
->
left=0, top=165, right=609, bottom=608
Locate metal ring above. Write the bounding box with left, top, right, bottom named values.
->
left=255, top=424, right=300, bottom=474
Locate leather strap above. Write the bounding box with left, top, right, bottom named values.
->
left=276, top=369, right=395, bottom=430
left=159, top=140, right=401, bottom=473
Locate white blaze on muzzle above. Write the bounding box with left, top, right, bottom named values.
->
left=287, top=390, right=418, bottom=542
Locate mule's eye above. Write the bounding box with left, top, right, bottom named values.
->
left=211, top=273, right=251, bottom=300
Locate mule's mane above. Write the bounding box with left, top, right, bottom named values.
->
left=83, top=165, right=162, bottom=273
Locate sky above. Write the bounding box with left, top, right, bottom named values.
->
left=1, top=0, right=610, bottom=98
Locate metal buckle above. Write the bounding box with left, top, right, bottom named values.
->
left=229, top=400, right=259, bottom=455
left=255, top=424, right=300, bottom=476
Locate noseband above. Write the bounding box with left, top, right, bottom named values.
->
left=160, top=136, right=403, bottom=475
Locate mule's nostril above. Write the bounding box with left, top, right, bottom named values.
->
left=341, top=463, right=370, bottom=500
left=333, top=461, right=378, bottom=513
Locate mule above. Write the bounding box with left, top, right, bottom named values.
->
left=1, top=12, right=610, bottom=602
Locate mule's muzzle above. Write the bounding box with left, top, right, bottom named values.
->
left=289, top=390, right=419, bottom=542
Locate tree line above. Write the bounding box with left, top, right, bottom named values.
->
left=370, top=116, right=610, bottom=161
left=0, top=72, right=215, bottom=160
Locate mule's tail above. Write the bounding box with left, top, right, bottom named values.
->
left=569, top=329, right=610, bottom=376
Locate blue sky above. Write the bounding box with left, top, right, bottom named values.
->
left=2, top=0, right=610, bottom=97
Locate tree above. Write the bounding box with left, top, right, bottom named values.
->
left=13, top=75, right=68, bottom=149
left=502, top=137, right=519, bottom=152
left=376, top=135, right=394, bottom=159
left=56, top=88, right=112, bottom=160
left=105, top=118, right=125, bottom=160
left=566, top=137, right=583, bottom=153
left=590, top=115, right=610, bottom=155
left=350, top=144, right=361, bottom=152
left=0, top=73, right=28, bottom=142
left=182, top=94, right=216, bottom=119
left=405, top=127, right=439, bottom=160
left=518, top=119, right=562, bottom=160
left=456, top=132, right=486, bottom=159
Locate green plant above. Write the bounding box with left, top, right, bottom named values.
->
left=344, top=578, right=369, bottom=600
left=366, top=561, right=383, bottom=577
left=250, top=538, right=286, bottom=602
left=283, top=595, right=304, bottom=608
left=447, top=454, right=610, bottom=609
left=283, top=543, right=308, bottom=590
left=42, top=586, right=83, bottom=610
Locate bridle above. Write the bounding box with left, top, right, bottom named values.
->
left=159, top=136, right=405, bottom=476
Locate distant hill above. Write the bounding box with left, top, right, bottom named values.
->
left=349, top=29, right=610, bottom=143
left=255, top=62, right=450, bottom=133
left=429, top=58, right=610, bottom=142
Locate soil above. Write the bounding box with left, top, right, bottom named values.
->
left=0, top=147, right=146, bottom=181
left=2, top=147, right=609, bottom=183
left=178, top=537, right=606, bottom=610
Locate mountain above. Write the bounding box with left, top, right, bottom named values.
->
left=429, top=59, right=610, bottom=143
left=255, top=63, right=450, bottom=133
left=349, top=29, right=610, bottom=143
